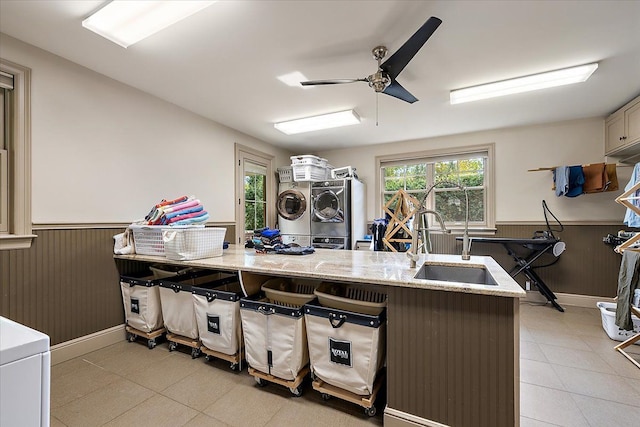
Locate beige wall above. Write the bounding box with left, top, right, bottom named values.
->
left=2, top=34, right=628, bottom=226
left=1, top=34, right=292, bottom=224
left=317, top=118, right=628, bottom=224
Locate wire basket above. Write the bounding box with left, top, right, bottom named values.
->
left=292, top=164, right=330, bottom=182
left=277, top=166, right=293, bottom=183
left=314, top=282, right=387, bottom=315
left=162, top=227, right=226, bottom=260
left=129, top=225, right=173, bottom=256
left=261, top=278, right=318, bottom=308
left=290, top=155, right=327, bottom=167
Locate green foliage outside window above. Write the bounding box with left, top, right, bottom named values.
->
left=245, top=174, right=266, bottom=231
left=382, top=157, right=486, bottom=225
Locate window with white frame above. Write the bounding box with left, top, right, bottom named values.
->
left=0, top=59, right=34, bottom=250
left=378, top=144, right=495, bottom=231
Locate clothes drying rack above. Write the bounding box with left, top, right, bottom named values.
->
left=613, top=180, right=640, bottom=368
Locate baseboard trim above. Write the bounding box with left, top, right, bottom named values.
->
left=384, top=407, right=450, bottom=427
left=50, top=324, right=125, bottom=365
left=522, top=291, right=615, bottom=309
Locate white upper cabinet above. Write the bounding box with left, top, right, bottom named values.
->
left=605, top=96, right=640, bottom=157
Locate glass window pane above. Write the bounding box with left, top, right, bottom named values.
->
left=435, top=190, right=465, bottom=222
left=245, top=202, right=256, bottom=231
left=255, top=175, right=265, bottom=201
left=467, top=189, right=485, bottom=222
left=384, top=177, right=405, bottom=192
left=255, top=202, right=266, bottom=229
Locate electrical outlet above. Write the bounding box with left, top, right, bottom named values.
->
left=525, top=280, right=531, bottom=291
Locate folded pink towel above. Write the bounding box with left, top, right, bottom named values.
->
left=167, top=210, right=208, bottom=224
left=163, top=199, right=200, bottom=214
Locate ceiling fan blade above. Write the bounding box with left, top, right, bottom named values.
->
left=380, top=16, right=442, bottom=80
left=383, top=80, right=418, bottom=103
left=301, top=78, right=367, bottom=86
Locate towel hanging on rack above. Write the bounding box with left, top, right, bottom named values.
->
left=623, top=163, right=640, bottom=228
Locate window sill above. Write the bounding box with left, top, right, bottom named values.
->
left=0, top=234, right=37, bottom=250
left=429, top=227, right=497, bottom=236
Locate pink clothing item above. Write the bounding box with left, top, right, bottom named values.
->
left=163, top=199, right=200, bottom=214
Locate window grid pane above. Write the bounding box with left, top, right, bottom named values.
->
left=381, top=154, right=488, bottom=227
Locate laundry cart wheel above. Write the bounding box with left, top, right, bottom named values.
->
left=126, top=332, right=136, bottom=343
left=168, top=342, right=177, bottom=352
left=147, top=339, right=156, bottom=350
left=191, top=348, right=201, bottom=359
left=365, top=406, right=377, bottom=417
left=289, top=385, right=303, bottom=397
left=255, top=377, right=267, bottom=387
left=229, top=362, right=239, bottom=371
left=321, top=393, right=331, bottom=401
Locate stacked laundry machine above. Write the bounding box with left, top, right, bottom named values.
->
left=276, top=180, right=312, bottom=247
left=276, top=171, right=366, bottom=250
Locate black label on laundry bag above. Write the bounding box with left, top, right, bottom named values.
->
left=207, top=314, right=220, bottom=334
left=329, top=338, right=352, bottom=367
left=131, top=298, right=140, bottom=314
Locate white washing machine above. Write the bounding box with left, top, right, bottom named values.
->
left=0, top=317, right=51, bottom=427
left=277, top=181, right=311, bottom=243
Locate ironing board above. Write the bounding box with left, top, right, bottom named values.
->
left=458, top=236, right=565, bottom=312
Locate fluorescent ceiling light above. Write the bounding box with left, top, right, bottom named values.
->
left=277, top=71, right=310, bottom=88
left=450, top=63, right=598, bottom=104
left=274, top=110, right=361, bottom=135
left=82, top=1, right=216, bottom=48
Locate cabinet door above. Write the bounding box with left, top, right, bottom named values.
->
left=605, top=112, right=625, bottom=154
left=625, top=98, right=640, bottom=145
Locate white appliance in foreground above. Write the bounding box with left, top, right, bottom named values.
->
left=0, top=316, right=50, bottom=427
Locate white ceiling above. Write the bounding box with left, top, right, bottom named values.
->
left=1, top=1, right=639, bottom=151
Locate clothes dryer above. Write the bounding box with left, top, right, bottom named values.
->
left=277, top=181, right=311, bottom=237
left=310, top=178, right=366, bottom=250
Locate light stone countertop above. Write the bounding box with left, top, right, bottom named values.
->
left=115, top=245, right=525, bottom=298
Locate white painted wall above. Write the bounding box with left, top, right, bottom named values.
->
left=2, top=35, right=628, bottom=225
left=317, top=118, right=629, bottom=223
left=1, top=35, right=292, bottom=223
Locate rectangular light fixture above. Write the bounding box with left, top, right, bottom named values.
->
left=450, top=63, right=598, bottom=104
left=274, top=110, right=361, bottom=135
left=82, top=1, right=216, bottom=48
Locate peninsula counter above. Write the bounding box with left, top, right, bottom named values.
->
left=115, top=246, right=525, bottom=427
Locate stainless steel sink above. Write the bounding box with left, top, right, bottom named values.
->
left=414, top=263, right=498, bottom=285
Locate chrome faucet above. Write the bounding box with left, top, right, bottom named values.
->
left=407, top=181, right=471, bottom=267
left=408, top=209, right=451, bottom=267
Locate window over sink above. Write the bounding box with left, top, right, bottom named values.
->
left=377, top=144, right=495, bottom=232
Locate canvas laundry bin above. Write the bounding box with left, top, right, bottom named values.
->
left=305, top=301, right=386, bottom=396
left=159, top=271, right=219, bottom=339
left=120, top=273, right=163, bottom=333
left=193, top=274, right=243, bottom=355
left=240, top=296, right=309, bottom=381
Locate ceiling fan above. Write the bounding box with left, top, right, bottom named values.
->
left=301, top=16, right=442, bottom=104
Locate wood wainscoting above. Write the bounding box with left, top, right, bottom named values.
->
left=0, top=224, right=235, bottom=345
left=430, top=224, right=624, bottom=298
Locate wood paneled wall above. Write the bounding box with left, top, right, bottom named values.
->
left=0, top=225, right=235, bottom=345
left=0, top=228, right=124, bottom=345
left=386, top=287, right=518, bottom=426
left=0, top=223, right=617, bottom=346
left=431, top=224, right=623, bottom=297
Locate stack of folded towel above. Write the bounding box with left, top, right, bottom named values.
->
left=144, top=195, right=209, bottom=226
left=252, top=227, right=283, bottom=247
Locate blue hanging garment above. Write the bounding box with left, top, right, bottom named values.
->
left=564, top=165, right=585, bottom=198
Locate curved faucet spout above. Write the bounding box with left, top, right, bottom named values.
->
left=408, top=180, right=471, bottom=266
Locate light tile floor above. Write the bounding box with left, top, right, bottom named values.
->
left=50, top=303, right=640, bottom=426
